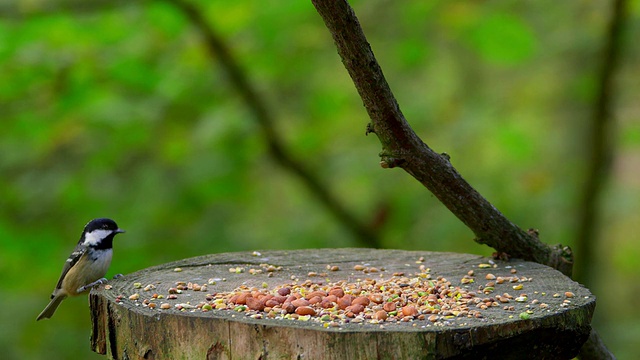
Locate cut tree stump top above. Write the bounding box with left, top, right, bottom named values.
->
left=90, top=249, right=594, bottom=360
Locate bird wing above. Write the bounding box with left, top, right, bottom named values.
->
left=51, top=245, right=87, bottom=297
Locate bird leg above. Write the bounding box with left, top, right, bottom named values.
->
left=77, top=277, right=108, bottom=293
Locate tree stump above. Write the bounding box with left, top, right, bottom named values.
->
left=90, top=249, right=594, bottom=359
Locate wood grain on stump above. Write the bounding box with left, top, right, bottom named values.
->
left=90, top=249, right=594, bottom=359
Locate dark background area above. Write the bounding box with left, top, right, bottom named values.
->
left=0, top=0, right=638, bottom=358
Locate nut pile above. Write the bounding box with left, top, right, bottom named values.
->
left=115, top=260, right=580, bottom=328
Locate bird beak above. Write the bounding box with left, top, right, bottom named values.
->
left=115, top=229, right=126, bottom=234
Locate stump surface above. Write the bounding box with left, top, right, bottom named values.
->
left=90, top=249, right=594, bottom=359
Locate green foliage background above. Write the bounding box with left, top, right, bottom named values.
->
left=1, top=0, right=639, bottom=358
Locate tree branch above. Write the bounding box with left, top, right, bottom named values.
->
left=576, top=1, right=628, bottom=359
left=574, top=0, right=627, bottom=284
left=167, top=0, right=380, bottom=248
left=311, top=0, right=573, bottom=276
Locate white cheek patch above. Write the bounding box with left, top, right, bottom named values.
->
left=83, top=229, right=113, bottom=246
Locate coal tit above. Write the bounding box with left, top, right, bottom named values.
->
left=37, top=218, right=125, bottom=321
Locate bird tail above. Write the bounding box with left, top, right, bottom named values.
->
left=36, top=294, right=67, bottom=321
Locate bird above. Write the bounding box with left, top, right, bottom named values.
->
left=36, top=218, right=125, bottom=321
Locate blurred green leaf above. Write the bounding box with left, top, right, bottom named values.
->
left=466, top=12, right=537, bottom=65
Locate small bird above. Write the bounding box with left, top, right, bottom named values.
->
left=37, top=218, right=125, bottom=321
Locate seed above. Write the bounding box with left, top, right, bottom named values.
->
left=513, top=284, right=523, bottom=290
left=352, top=296, right=370, bottom=307
left=401, top=305, right=418, bottom=317
left=174, top=268, right=182, bottom=272
left=510, top=268, right=517, bottom=274
left=330, top=266, right=340, bottom=272
left=565, top=292, right=575, bottom=298
left=291, top=299, right=310, bottom=308
left=237, top=292, right=251, bottom=305
left=277, top=287, right=291, bottom=296
left=383, top=302, right=396, bottom=312
left=369, top=294, right=383, bottom=304
left=318, top=298, right=333, bottom=308
left=295, top=306, right=316, bottom=316
left=374, top=310, right=388, bottom=321
left=160, top=303, right=171, bottom=309
left=265, top=298, right=281, bottom=307
left=148, top=303, right=157, bottom=309
left=246, top=297, right=266, bottom=311
left=281, top=302, right=295, bottom=313
left=129, top=293, right=140, bottom=301
left=308, top=296, right=322, bottom=305
left=305, top=291, right=327, bottom=299
left=337, top=295, right=353, bottom=309
left=184, top=263, right=536, bottom=325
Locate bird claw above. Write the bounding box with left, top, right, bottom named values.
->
left=77, top=277, right=108, bottom=293
left=113, top=273, right=124, bottom=279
